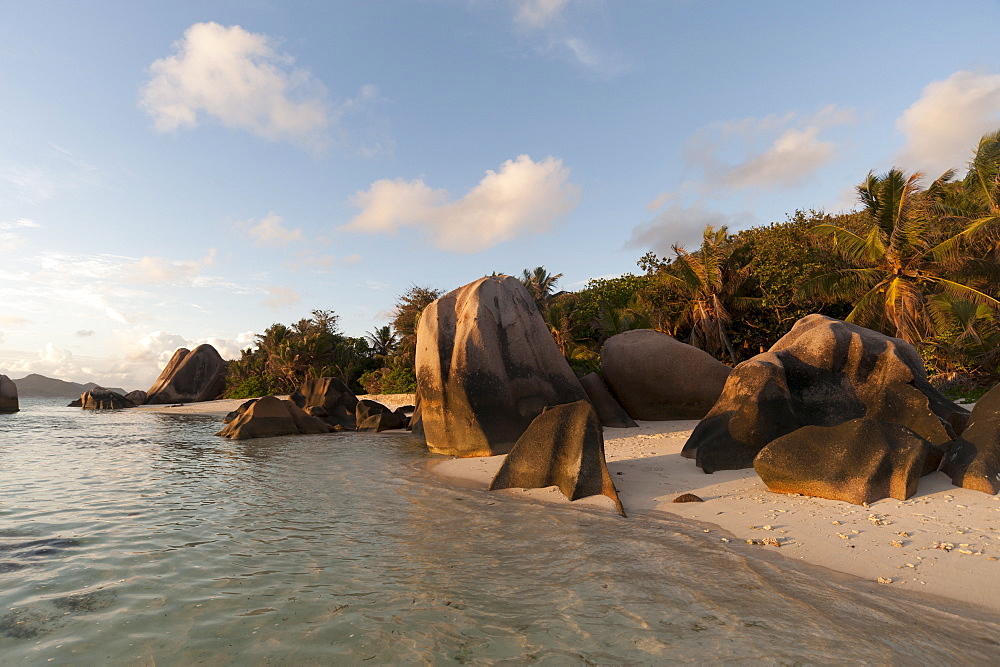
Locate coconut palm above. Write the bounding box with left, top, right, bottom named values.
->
left=657, top=225, right=756, bottom=364
left=800, top=168, right=1000, bottom=345
left=365, top=325, right=397, bottom=357
left=520, top=266, right=564, bottom=310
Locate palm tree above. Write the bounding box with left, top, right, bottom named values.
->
left=520, top=266, right=564, bottom=310
left=657, top=225, right=755, bottom=364
left=365, top=325, right=397, bottom=357
left=800, top=168, right=1000, bottom=345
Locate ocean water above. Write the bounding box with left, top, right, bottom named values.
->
left=1, top=398, right=998, bottom=664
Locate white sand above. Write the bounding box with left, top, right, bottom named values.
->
left=432, top=419, right=1000, bottom=613
left=133, top=393, right=416, bottom=417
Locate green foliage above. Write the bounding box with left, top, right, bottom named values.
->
left=358, top=366, right=417, bottom=395
left=224, top=375, right=274, bottom=400
left=223, top=309, right=380, bottom=397
left=391, top=284, right=445, bottom=370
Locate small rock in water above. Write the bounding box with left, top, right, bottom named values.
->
left=673, top=493, right=704, bottom=503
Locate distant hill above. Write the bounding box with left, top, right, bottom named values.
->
left=12, top=373, right=130, bottom=398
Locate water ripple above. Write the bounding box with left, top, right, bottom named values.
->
left=0, top=398, right=998, bottom=663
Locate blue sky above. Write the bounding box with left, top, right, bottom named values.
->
left=3, top=0, right=1000, bottom=389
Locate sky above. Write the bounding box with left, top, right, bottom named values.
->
left=3, top=0, right=1000, bottom=390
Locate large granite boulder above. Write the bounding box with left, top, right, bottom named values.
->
left=357, top=408, right=410, bottom=433
left=753, top=418, right=933, bottom=505
left=223, top=398, right=258, bottom=424
left=216, top=395, right=334, bottom=440
left=80, top=387, right=137, bottom=410
left=355, top=399, right=391, bottom=425
left=410, top=276, right=589, bottom=457
left=0, top=375, right=18, bottom=413
left=579, top=372, right=637, bottom=428
left=145, top=344, right=227, bottom=404
left=489, top=400, right=625, bottom=516
left=290, top=377, right=358, bottom=429
left=682, top=315, right=968, bottom=473
left=940, top=384, right=1000, bottom=494
left=600, top=329, right=731, bottom=420
left=124, top=390, right=147, bottom=405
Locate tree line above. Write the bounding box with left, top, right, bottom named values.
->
left=224, top=130, right=1000, bottom=400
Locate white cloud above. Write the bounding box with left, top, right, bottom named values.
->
left=247, top=214, right=303, bottom=247
left=343, top=154, right=580, bottom=253
left=0, top=218, right=41, bottom=253
left=131, top=249, right=216, bottom=284
left=626, top=204, right=755, bottom=256
left=4, top=343, right=82, bottom=383
left=197, top=331, right=257, bottom=359
left=127, top=331, right=189, bottom=365
left=0, top=218, right=40, bottom=230
left=896, top=70, right=1000, bottom=177
left=508, top=0, right=623, bottom=75
left=262, top=285, right=301, bottom=310
left=514, top=0, right=572, bottom=29
left=140, top=22, right=330, bottom=147
left=685, top=105, right=855, bottom=192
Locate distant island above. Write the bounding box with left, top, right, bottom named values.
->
left=12, top=373, right=129, bottom=398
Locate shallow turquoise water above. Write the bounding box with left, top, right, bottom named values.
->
left=1, top=398, right=998, bottom=664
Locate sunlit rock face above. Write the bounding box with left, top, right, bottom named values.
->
left=683, top=314, right=969, bottom=473
left=216, top=395, right=334, bottom=440
left=145, top=344, right=228, bottom=404
left=410, top=275, right=588, bottom=457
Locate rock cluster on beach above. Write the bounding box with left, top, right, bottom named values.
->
left=410, top=275, right=589, bottom=457
left=290, top=377, right=359, bottom=429
left=217, top=395, right=334, bottom=440
left=409, top=275, right=627, bottom=510
left=0, top=374, right=18, bottom=413
left=79, top=387, right=138, bottom=410
left=489, top=400, right=625, bottom=516
left=680, top=314, right=989, bottom=505
left=145, top=344, right=227, bottom=405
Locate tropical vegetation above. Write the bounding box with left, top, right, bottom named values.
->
left=223, top=131, right=1000, bottom=400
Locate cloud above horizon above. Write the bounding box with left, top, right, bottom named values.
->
left=246, top=213, right=304, bottom=247
left=626, top=204, right=755, bottom=256
left=509, top=0, right=624, bottom=75
left=896, top=70, right=1000, bottom=177
left=131, top=249, right=217, bottom=284
left=513, top=0, right=572, bottom=29
left=683, top=105, right=856, bottom=193
left=343, top=154, right=580, bottom=253
left=261, top=285, right=301, bottom=310
left=140, top=22, right=331, bottom=147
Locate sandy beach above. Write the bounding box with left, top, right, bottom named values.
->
left=133, top=393, right=416, bottom=417
left=139, top=396, right=1000, bottom=614
left=433, top=417, right=1000, bottom=614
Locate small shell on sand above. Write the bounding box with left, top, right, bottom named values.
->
left=673, top=493, right=704, bottom=503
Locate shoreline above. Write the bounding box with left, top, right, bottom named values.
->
left=132, top=396, right=1000, bottom=614
left=132, top=393, right=416, bottom=417
left=431, top=418, right=1000, bottom=614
